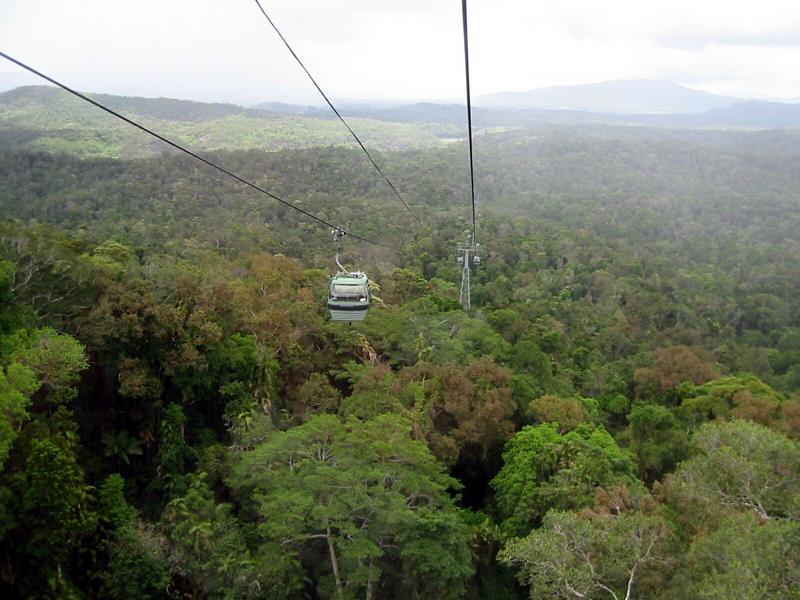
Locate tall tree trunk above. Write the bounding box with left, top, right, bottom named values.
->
left=326, top=524, right=343, bottom=599
left=366, top=557, right=373, bottom=600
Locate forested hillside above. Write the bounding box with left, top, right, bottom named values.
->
left=0, top=87, right=443, bottom=158
left=1, top=90, right=799, bottom=598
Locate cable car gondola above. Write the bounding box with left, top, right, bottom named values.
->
left=327, top=230, right=371, bottom=321
left=328, top=272, right=370, bottom=321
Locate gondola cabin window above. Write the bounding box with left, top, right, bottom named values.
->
left=327, top=273, right=371, bottom=321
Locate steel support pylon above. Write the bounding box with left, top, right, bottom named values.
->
left=458, top=233, right=477, bottom=310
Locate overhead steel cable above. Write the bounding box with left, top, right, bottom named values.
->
left=0, top=50, right=399, bottom=251
left=252, top=0, right=418, bottom=221
left=461, top=0, right=478, bottom=248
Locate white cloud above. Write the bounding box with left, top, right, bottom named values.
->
left=2, top=0, right=800, bottom=103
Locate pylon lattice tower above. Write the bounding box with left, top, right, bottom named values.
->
left=458, top=233, right=479, bottom=310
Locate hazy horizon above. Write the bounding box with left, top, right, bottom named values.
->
left=0, top=76, right=768, bottom=109
left=3, top=0, right=800, bottom=106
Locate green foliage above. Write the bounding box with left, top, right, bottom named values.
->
left=12, top=327, right=87, bottom=405
left=634, top=345, right=719, bottom=399
left=394, top=505, right=475, bottom=600
left=0, top=260, right=13, bottom=305
left=86, top=239, right=136, bottom=278
left=95, top=474, right=171, bottom=598
left=0, top=87, right=443, bottom=159
left=164, top=473, right=267, bottom=598
left=20, top=438, right=95, bottom=546
left=492, top=423, right=638, bottom=535
left=501, top=507, right=669, bottom=600
left=341, top=358, right=516, bottom=467
left=97, top=473, right=135, bottom=530
left=665, top=512, right=800, bottom=600
left=2, top=90, right=800, bottom=597
left=101, top=430, right=144, bottom=466
left=526, top=394, right=596, bottom=432
left=383, top=267, right=430, bottom=304
left=0, top=361, right=38, bottom=469
left=666, top=420, right=800, bottom=526
left=4, top=437, right=97, bottom=596
left=99, top=522, right=172, bottom=599
left=292, top=372, right=342, bottom=420
left=356, top=298, right=510, bottom=366
left=232, top=413, right=473, bottom=598
left=461, top=510, right=523, bottom=600
left=185, top=332, right=278, bottom=405
left=677, top=375, right=785, bottom=428
left=154, top=404, right=196, bottom=499
left=627, top=404, right=690, bottom=482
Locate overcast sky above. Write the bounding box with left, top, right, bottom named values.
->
left=3, top=0, right=800, bottom=105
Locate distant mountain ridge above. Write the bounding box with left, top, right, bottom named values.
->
left=1, top=85, right=273, bottom=122
left=300, top=99, right=800, bottom=130
left=4, top=83, right=800, bottom=162
left=254, top=101, right=327, bottom=116
left=685, top=100, right=800, bottom=128
left=0, top=86, right=443, bottom=158
left=474, top=79, right=742, bottom=114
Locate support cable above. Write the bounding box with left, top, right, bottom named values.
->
left=0, top=50, right=398, bottom=251
left=253, top=0, right=418, bottom=221
left=461, top=0, right=478, bottom=248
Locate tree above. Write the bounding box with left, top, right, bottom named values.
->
left=355, top=298, right=511, bottom=367
left=9, top=438, right=97, bottom=596
left=97, top=473, right=136, bottom=530
left=0, top=223, right=92, bottom=327
left=338, top=362, right=403, bottom=422
left=634, top=346, right=718, bottom=399
left=178, top=332, right=279, bottom=427
left=231, top=414, right=473, bottom=599
left=626, top=405, right=689, bottom=483
left=342, top=357, right=516, bottom=469
left=665, top=420, right=800, bottom=525
left=406, top=356, right=516, bottom=466
left=0, top=259, right=30, bottom=335
left=527, top=394, right=596, bottom=433
left=164, top=473, right=268, bottom=599
left=12, top=327, right=87, bottom=405
left=99, top=521, right=172, bottom=600
left=664, top=512, right=800, bottom=600
left=509, top=339, right=555, bottom=383
left=383, top=268, right=429, bottom=305
left=0, top=361, right=38, bottom=470
left=501, top=506, right=668, bottom=600
left=676, top=375, right=784, bottom=429
left=293, top=372, right=342, bottom=421
left=487, top=308, right=529, bottom=343
left=492, top=424, right=639, bottom=536
left=151, top=403, right=196, bottom=501
left=96, top=474, right=173, bottom=599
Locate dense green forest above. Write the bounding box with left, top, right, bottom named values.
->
left=1, top=87, right=799, bottom=599
left=0, top=87, right=444, bottom=158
